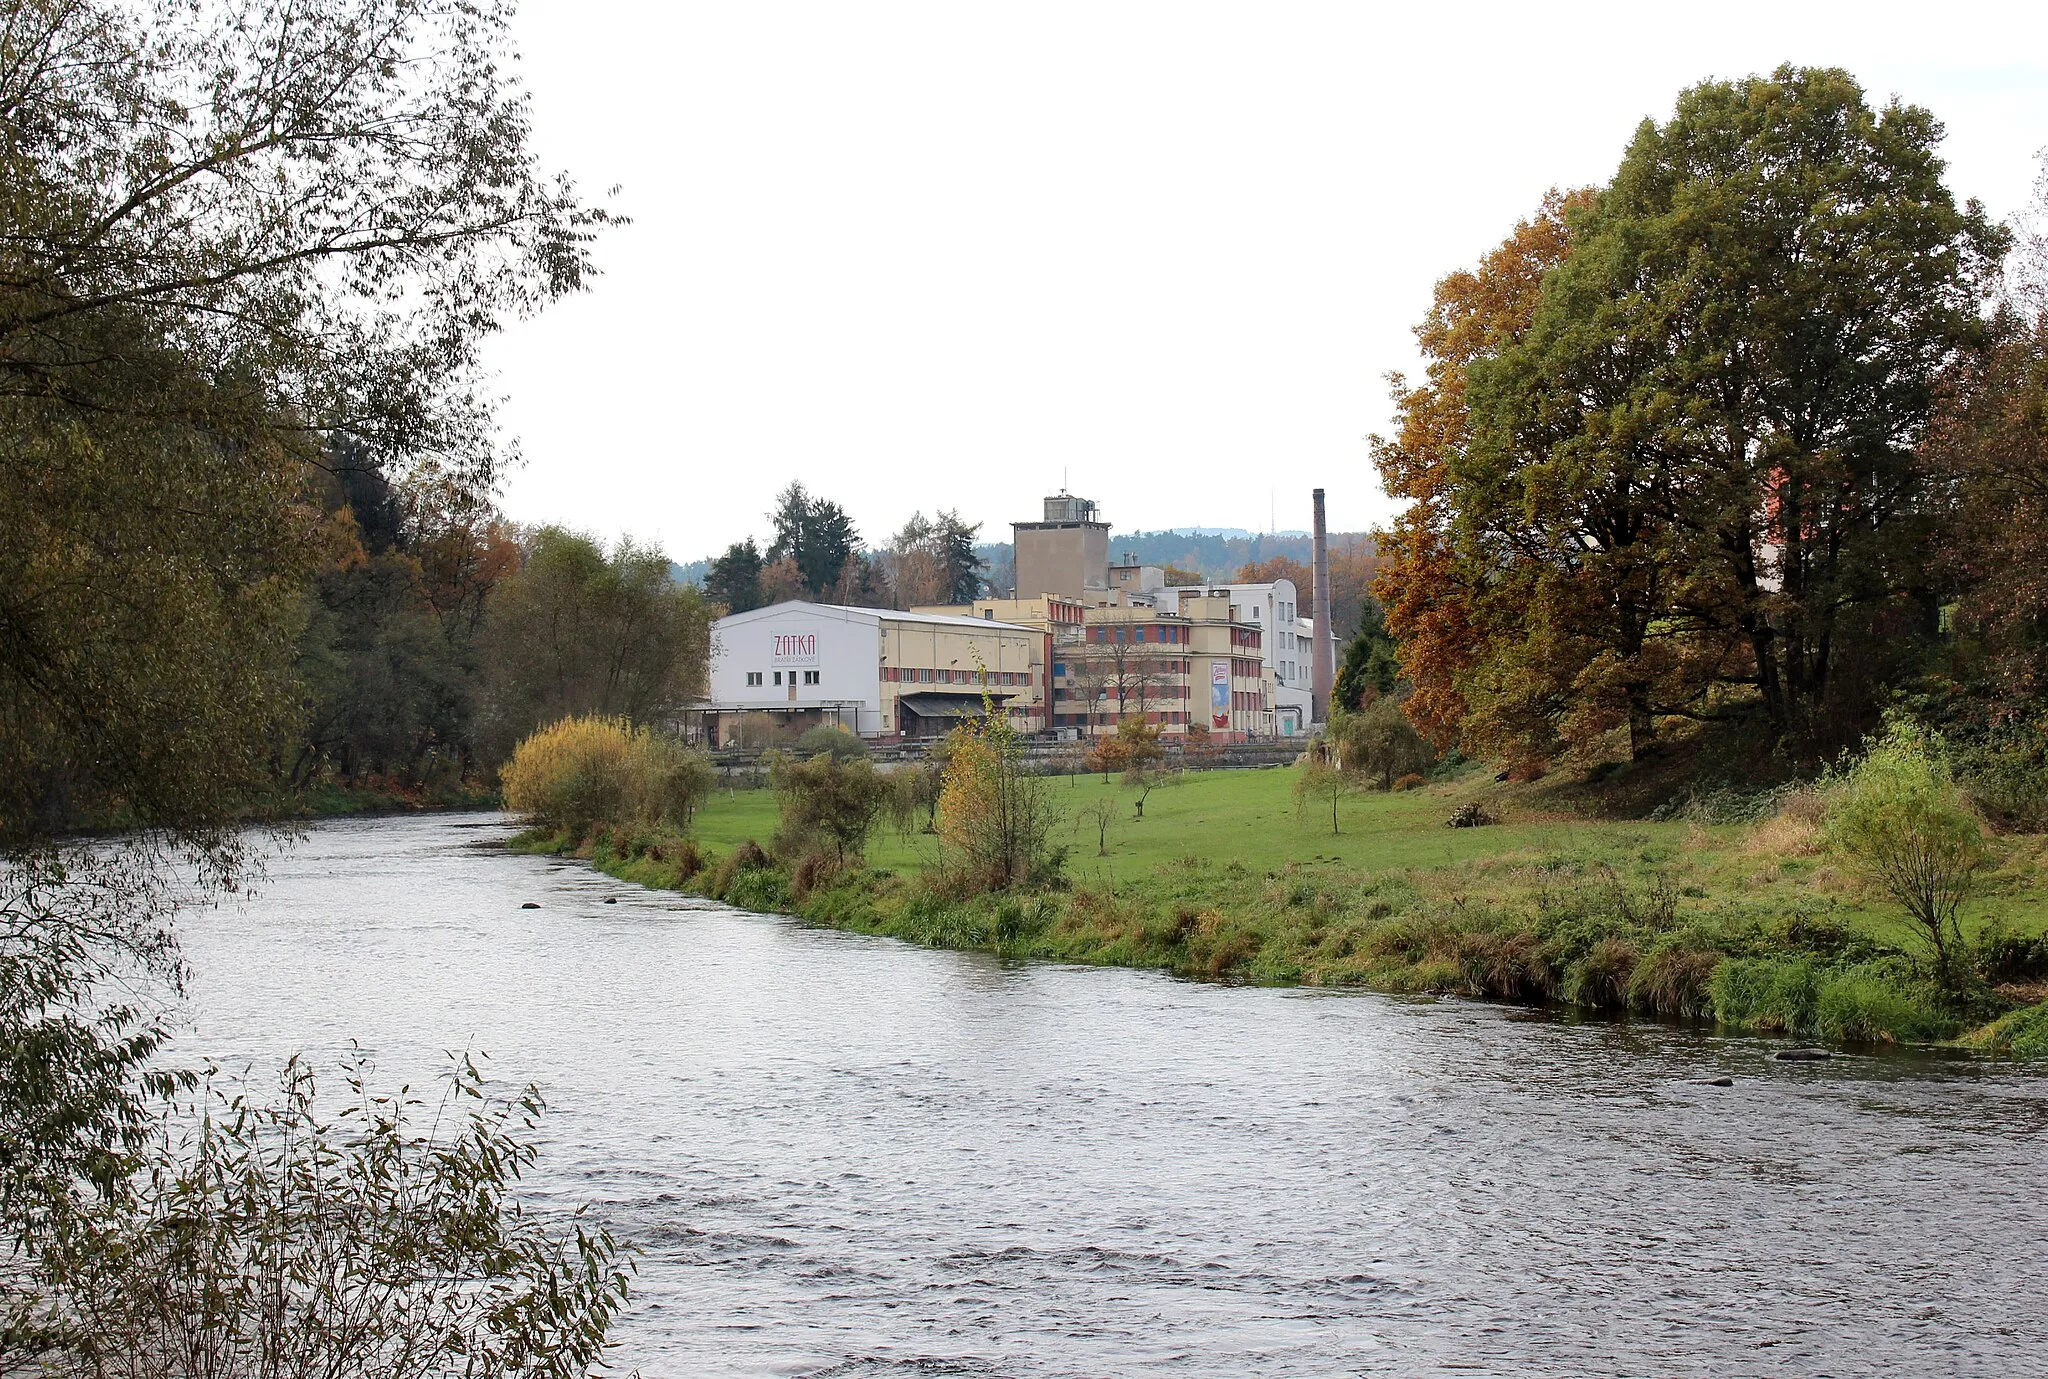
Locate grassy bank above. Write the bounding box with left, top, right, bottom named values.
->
left=517, top=767, right=2048, bottom=1054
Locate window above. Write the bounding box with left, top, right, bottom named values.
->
left=1250, top=606, right=1259, bottom=619
left=773, top=671, right=783, bottom=686
left=746, top=671, right=763, bottom=687
left=983, top=609, right=994, bottom=620
left=803, top=670, right=820, bottom=685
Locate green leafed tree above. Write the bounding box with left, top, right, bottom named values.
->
left=705, top=539, right=766, bottom=615
left=1333, top=601, right=1401, bottom=714
left=478, top=529, right=711, bottom=764
left=1413, top=66, right=2003, bottom=765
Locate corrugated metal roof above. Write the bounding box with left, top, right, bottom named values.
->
left=711, top=600, right=1036, bottom=634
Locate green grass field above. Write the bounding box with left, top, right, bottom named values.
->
left=690, top=766, right=2048, bottom=949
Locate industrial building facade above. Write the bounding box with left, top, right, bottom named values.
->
left=699, top=602, right=1043, bottom=745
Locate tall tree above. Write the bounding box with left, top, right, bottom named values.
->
left=1378, top=68, right=2001, bottom=764
left=705, top=539, right=766, bottom=615
left=1926, top=159, right=2048, bottom=712
left=479, top=530, right=711, bottom=763
left=1472, top=66, right=1999, bottom=756
left=1333, top=602, right=1401, bottom=714
left=1236, top=556, right=1311, bottom=591
left=0, top=0, right=608, bottom=845
left=766, top=483, right=859, bottom=598
left=935, top=510, right=987, bottom=604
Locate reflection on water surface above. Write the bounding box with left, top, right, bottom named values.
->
left=179, top=813, right=2048, bottom=1377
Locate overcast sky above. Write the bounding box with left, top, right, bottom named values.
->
left=484, top=1, right=2048, bottom=561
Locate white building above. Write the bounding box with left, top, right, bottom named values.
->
left=702, top=601, right=1045, bottom=744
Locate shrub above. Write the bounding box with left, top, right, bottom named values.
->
left=1446, top=802, right=1496, bottom=828
left=1628, top=943, right=1720, bottom=1018
left=1567, top=937, right=1640, bottom=1009
left=1336, top=696, right=1435, bottom=789
left=1813, top=966, right=1956, bottom=1044
left=1710, top=956, right=1821, bottom=1033
left=770, top=751, right=890, bottom=864
left=1391, top=772, right=1426, bottom=792
left=794, top=724, right=869, bottom=761
left=708, top=839, right=771, bottom=901
left=502, top=716, right=711, bottom=839
left=936, top=701, right=1061, bottom=893
left=790, top=849, right=842, bottom=898
left=1821, top=723, right=1990, bottom=988
left=671, top=839, right=705, bottom=882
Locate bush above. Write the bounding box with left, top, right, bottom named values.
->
left=1336, top=696, right=1435, bottom=789
left=1952, top=726, right=2048, bottom=833
left=936, top=706, right=1061, bottom=893
left=501, top=716, right=711, bottom=839
left=1710, top=954, right=1957, bottom=1043
left=1391, top=772, right=1426, bottom=792
left=1446, top=802, right=1496, bottom=828
left=1821, top=723, right=1990, bottom=988
left=39, top=1053, right=630, bottom=1379
left=770, top=751, right=890, bottom=863
left=707, top=839, right=771, bottom=901
left=1813, top=966, right=1956, bottom=1044
left=794, top=724, right=868, bottom=761
left=1710, top=955, right=1822, bottom=1033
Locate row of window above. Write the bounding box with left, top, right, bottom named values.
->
left=1230, top=691, right=1267, bottom=712
left=744, top=670, right=821, bottom=687
left=1053, top=685, right=1193, bottom=701
left=1052, top=711, right=1193, bottom=726
left=884, top=667, right=1031, bottom=686
left=1088, top=624, right=1186, bottom=645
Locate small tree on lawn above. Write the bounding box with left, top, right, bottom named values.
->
left=1115, top=717, right=1169, bottom=820
left=1822, top=723, right=1992, bottom=990
left=1294, top=732, right=1366, bottom=834
left=1077, top=797, right=1119, bottom=856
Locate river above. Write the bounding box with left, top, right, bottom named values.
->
left=175, top=812, right=2047, bottom=1377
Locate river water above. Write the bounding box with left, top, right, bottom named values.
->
left=175, top=813, right=2047, bottom=1377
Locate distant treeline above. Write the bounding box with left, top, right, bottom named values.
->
left=680, top=504, right=1382, bottom=633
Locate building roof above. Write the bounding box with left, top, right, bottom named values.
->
left=712, top=600, right=1037, bottom=634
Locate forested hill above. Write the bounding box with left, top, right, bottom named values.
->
left=1100, top=529, right=1375, bottom=579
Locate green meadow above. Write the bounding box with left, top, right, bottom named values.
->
left=530, top=764, right=2048, bottom=1053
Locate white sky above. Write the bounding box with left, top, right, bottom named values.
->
left=486, top=1, right=2048, bottom=562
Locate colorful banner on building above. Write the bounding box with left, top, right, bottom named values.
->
left=1211, top=659, right=1229, bottom=729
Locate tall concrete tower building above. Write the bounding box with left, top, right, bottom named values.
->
left=1012, top=493, right=1110, bottom=600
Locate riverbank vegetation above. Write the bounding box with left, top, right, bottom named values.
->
left=2, top=1, right=631, bottom=1371
left=516, top=724, right=2048, bottom=1055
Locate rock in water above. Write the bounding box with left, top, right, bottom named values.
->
left=521, top=902, right=540, bottom=909
left=1774, top=1049, right=1831, bottom=1061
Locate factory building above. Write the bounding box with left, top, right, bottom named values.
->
left=701, top=602, right=1043, bottom=745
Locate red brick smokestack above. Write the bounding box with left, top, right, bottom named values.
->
left=1311, top=488, right=1334, bottom=725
